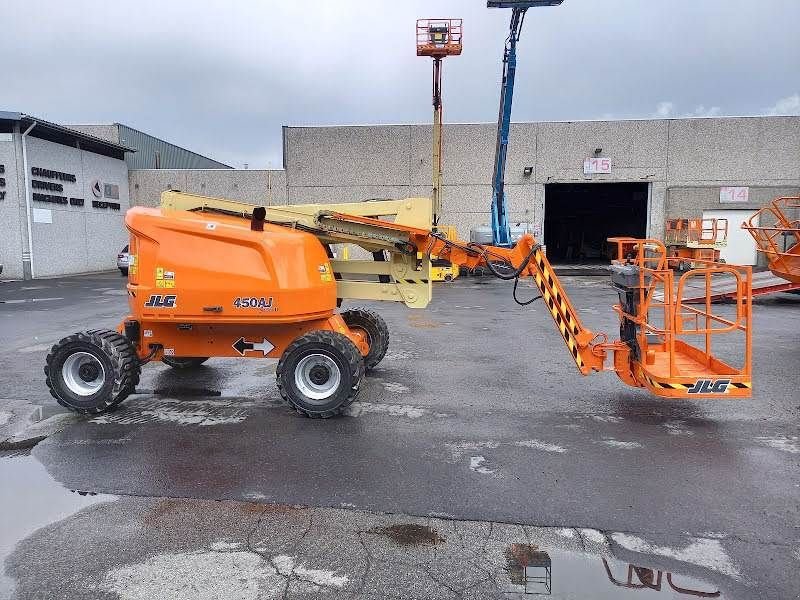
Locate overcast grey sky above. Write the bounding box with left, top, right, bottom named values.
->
left=3, top=0, right=798, bottom=168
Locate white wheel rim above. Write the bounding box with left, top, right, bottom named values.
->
left=295, top=354, right=341, bottom=402
left=62, top=352, right=106, bottom=397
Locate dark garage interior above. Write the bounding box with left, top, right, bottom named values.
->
left=544, top=182, right=649, bottom=264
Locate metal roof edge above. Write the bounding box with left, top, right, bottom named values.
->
left=0, top=111, right=138, bottom=153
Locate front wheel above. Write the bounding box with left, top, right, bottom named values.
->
left=162, top=356, right=209, bottom=369
left=44, top=330, right=140, bottom=414
left=276, top=331, right=364, bottom=418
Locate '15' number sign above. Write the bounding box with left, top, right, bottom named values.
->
left=584, top=157, right=611, bottom=175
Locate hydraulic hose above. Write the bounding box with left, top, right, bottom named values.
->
left=478, top=242, right=541, bottom=280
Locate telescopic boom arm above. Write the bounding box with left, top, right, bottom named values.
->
left=488, top=1, right=565, bottom=247
left=490, top=6, right=525, bottom=247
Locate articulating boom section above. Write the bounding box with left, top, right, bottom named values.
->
left=319, top=209, right=753, bottom=399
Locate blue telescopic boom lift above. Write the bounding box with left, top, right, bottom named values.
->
left=488, top=0, right=564, bottom=246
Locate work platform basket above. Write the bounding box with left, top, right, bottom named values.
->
left=416, top=19, right=463, bottom=57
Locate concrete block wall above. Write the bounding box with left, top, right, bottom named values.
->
left=665, top=117, right=800, bottom=218
left=284, top=123, right=540, bottom=239
left=0, top=134, right=23, bottom=278
left=284, top=116, right=800, bottom=242
left=129, top=169, right=287, bottom=207
left=126, top=116, right=799, bottom=252
left=66, top=124, right=120, bottom=145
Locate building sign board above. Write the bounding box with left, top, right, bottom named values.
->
left=583, top=157, right=612, bottom=175
left=104, top=183, right=120, bottom=200
left=29, top=167, right=118, bottom=209
left=720, top=186, right=749, bottom=203
left=33, top=208, right=53, bottom=224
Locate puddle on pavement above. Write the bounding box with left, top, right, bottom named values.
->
left=152, top=387, right=222, bottom=397
left=504, top=542, right=723, bottom=598
left=368, top=523, right=445, bottom=546
left=0, top=455, right=116, bottom=597
left=0, top=297, right=65, bottom=304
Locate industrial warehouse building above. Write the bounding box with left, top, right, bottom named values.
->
left=0, top=112, right=134, bottom=280
left=276, top=116, right=799, bottom=267
left=0, top=113, right=798, bottom=279
left=0, top=114, right=232, bottom=280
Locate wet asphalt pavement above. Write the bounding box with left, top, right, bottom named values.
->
left=1, top=271, right=799, bottom=599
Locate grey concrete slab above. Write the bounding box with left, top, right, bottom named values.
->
left=0, top=467, right=764, bottom=600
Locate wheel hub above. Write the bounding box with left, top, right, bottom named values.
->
left=78, top=362, right=100, bottom=382
left=309, top=364, right=330, bottom=385
left=295, top=354, right=342, bottom=403
left=61, top=352, right=106, bottom=397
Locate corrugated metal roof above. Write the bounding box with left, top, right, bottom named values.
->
left=117, top=124, right=231, bottom=169
left=0, top=111, right=136, bottom=154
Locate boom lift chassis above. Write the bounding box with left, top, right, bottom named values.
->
left=44, top=192, right=753, bottom=418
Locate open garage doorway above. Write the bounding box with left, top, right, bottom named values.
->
left=544, top=183, right=649, bottom=265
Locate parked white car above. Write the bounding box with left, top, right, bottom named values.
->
left=117, top=245, right=130, bottom=275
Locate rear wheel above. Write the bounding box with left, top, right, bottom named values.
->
left=44, top=330, right=140, bottom=414
left=162, top=356, right=209, bottom=369
left=276, top=331, right=364, bottom=418
left=341, top=308, right=389, bottom=371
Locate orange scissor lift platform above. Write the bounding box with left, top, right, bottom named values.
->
left=664, top=217, right=728, bottom=269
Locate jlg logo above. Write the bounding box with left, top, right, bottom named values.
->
left=687, top=379, right=731, bottom=394
left=144, top=294, right=177, bottom=308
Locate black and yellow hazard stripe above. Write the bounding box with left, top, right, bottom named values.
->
left=403, top=279, right=430, bottom=284
left=640, top=371, right=688, bottom=390
left=529, top=250, right=585, bottom=371
left=641, top=371, right=752, bottom=391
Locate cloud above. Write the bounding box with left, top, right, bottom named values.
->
left=654, top=102, right=675, bottom=118
left=763, top=94, right=800, bottom=116
left=653, top=102, right=723, bottom=119
left=653, top=100, right=722, bottom=119
left=684, top=105, right=722, bottom=118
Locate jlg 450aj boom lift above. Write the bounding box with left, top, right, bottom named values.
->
left=44, top=191, right=753, bottom=418
left=43, top=2, right=753, bottom=417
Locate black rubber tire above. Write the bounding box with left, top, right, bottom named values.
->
left=44, top=329, right=140, bottom=414
left=276, top=331, right=364, bottom=418
left=162, top=356, right=209, bottom=369
left=341, top=308, right=389, bottom=371
left=119, top=268, right=128, bottom=276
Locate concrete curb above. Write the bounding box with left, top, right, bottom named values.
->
left=0, top=413, right=83, bottom=450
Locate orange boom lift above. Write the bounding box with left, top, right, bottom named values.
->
left=43, top=191, right=753, bottom=418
